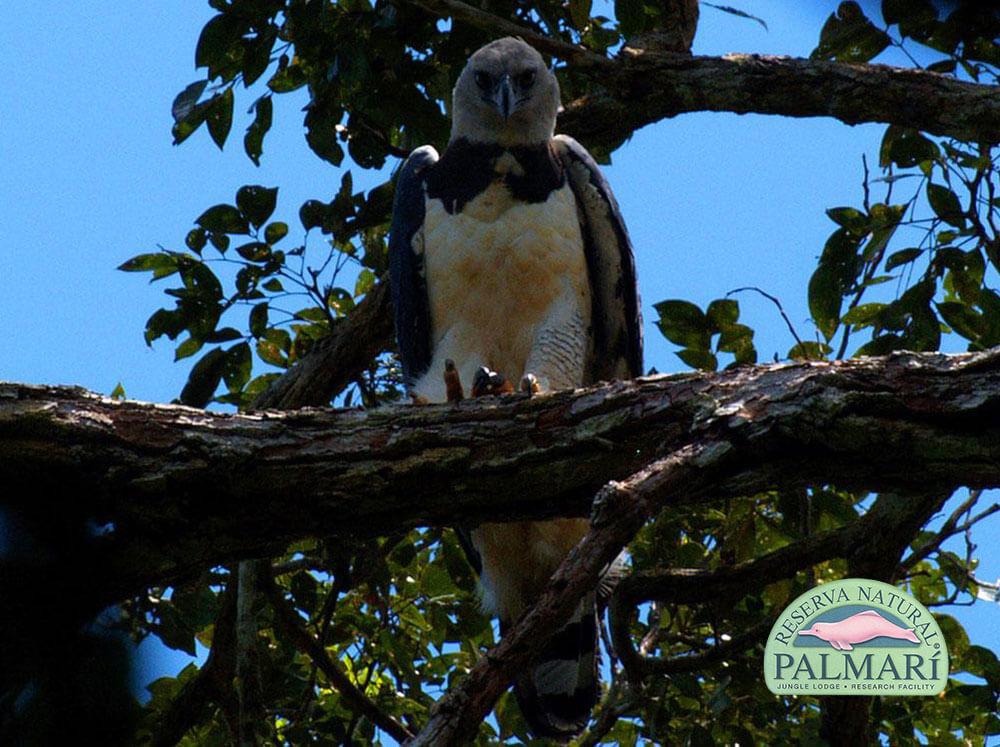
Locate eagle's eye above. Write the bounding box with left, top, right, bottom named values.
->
left=474, top=71, right=493, bottom=90
left=516, top=70, right=535, bottom=89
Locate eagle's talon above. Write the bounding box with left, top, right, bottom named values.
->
left=519, top=373, right=540, bottom=396
left=444, top=359, right=464, bottom=403
left=471, top=366, right=513, bottom=397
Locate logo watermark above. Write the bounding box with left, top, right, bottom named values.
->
left=764, top=578, right=948, bottom=696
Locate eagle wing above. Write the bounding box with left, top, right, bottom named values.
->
left=553, top=135, right=643, bottom=382
left=388, top=145, right=439, bottom=389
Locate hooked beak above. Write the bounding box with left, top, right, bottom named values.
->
left=491, top=73, right=513, bottom=120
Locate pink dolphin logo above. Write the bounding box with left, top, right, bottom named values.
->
left=796, top=610, right=920, bottom=651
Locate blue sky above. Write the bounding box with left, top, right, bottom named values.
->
left=2, top=0, right=997, bottom=704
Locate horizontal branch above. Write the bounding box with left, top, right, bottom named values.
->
left=400, top=0, right=1000, bottom=147
left=558, top=52, right=1000, bottom=151
left=3, top=349, right=1000, bottom=609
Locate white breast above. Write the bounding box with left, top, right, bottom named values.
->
left=417, top=181, right=590, bottom=397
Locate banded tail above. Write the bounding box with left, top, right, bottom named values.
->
left=510, top=592, right=599, bottom=740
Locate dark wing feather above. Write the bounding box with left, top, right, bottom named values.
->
left=554, top=135, right=643, bottom=382
left=388, top=145, right=439, bottom=389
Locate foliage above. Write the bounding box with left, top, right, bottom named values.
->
left=116, top=0, right=1000, bottom=744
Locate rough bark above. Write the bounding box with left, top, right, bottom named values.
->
left=405, top=0, right=1000, bottom=149
left=3, top=348, right=1000, bottom=611
left=558, top=51, right=1000, bottom=152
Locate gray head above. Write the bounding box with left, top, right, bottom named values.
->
left=451, top=37, right=560, bottom=146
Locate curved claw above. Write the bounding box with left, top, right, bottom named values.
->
left=471, top=366, right=513, bottom=397
left=519, top=373, right=540, bottom=396
left=444, top=359, right=464, bottom=403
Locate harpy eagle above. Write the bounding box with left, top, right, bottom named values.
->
left=388, top=37, right=642, bottom=738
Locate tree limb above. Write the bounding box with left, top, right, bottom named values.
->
left=558, top=52, right=1000, bottom=152
left=399, top=0, right=1000, bottom=147
left=261, top=571, right=415, bottom=743
left=3, top=349, right=1000, bottom=610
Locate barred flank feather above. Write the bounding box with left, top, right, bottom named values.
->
left=510, top=593, right=599, bottom=740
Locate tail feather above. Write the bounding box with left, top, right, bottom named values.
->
left=511, top=593, right=599, bottom=740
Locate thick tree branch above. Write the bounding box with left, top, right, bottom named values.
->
left=558, top=52, right=1000, bottom=151
left=398, top=0, right=1000, bottom=147
left=409, top=442, right=727, bottom=745
left=3, top=349, right=1000, bottom=611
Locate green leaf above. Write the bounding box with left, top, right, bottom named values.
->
left=855, top=333, right=905, bottom=356
left=197, top=204, right=250, bottom=234
left=706, top=299, right=739, bottom=329
left=242, top=29, right=276, bottom=86
left=236, top=185, right=278, bottom=229
left=264, top=221, right=288, bottom=244
left=676, top=348, right=718, bottom=371
left=198, top=237, right=223, bottom=260
left=249, top=302, right=268, bottom=338
left=236, top=241, right=271, bottom=262
left=811, top=2, right=891, bottom=62
left=299, top=200, right=328, bottom=232
left=879, top=126, right=940, bottom=168
left=808, top=263, right=844, bottom=341
left=119, top=253, right=176, bottom=274
left=175, top=336, right=204, bottom=362
left=262, top=278, right=283, bottom=292
left=841, top=302, right=886, bottom=327
left=256, top=339, right=287, bottom=368
left=826, top=206, right=869, bottom=233
left=195, top=13, right=244, bottom=81
left=179, top=347, right=227, bottom=407
left=172, top=80, right=208, bottom=123
left=927, top=183, right=965, bottom=227
left=615, top=0, right=649, bottom=36
left=936, top=301, right=985, bottom=340
left=654, top=300, right=711, bottom=348
left=206, top=88, right=234, bottom=150
left=787, top=341, right=832, bottom=360
left=244, top=95, right=273, bottom=166
left=354, top=269, right=376, bottom=298
left=885, top=247, right=923, bottom=270
left=223, top=341, right=253, bottom=394
left=186, top=228, right=208, bottom=254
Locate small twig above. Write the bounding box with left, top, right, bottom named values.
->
left=901, top=490, right=995, bottom=570
left=727, top=286, right=805, bottom=351
left=262, top=571, right=415, bottom=743
left=399, top=0, right=610, bottom=68
left=861, top=153, right=872, bottom=213
left=576, top=679, right=632, bottom=747
left=641, top=617, right=773, bottom=675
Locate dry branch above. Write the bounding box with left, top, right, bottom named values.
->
left=3, top=349, right=1000, bottom=610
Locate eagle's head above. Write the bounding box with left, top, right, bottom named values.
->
left=451, top=37, right=560, bottom=147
